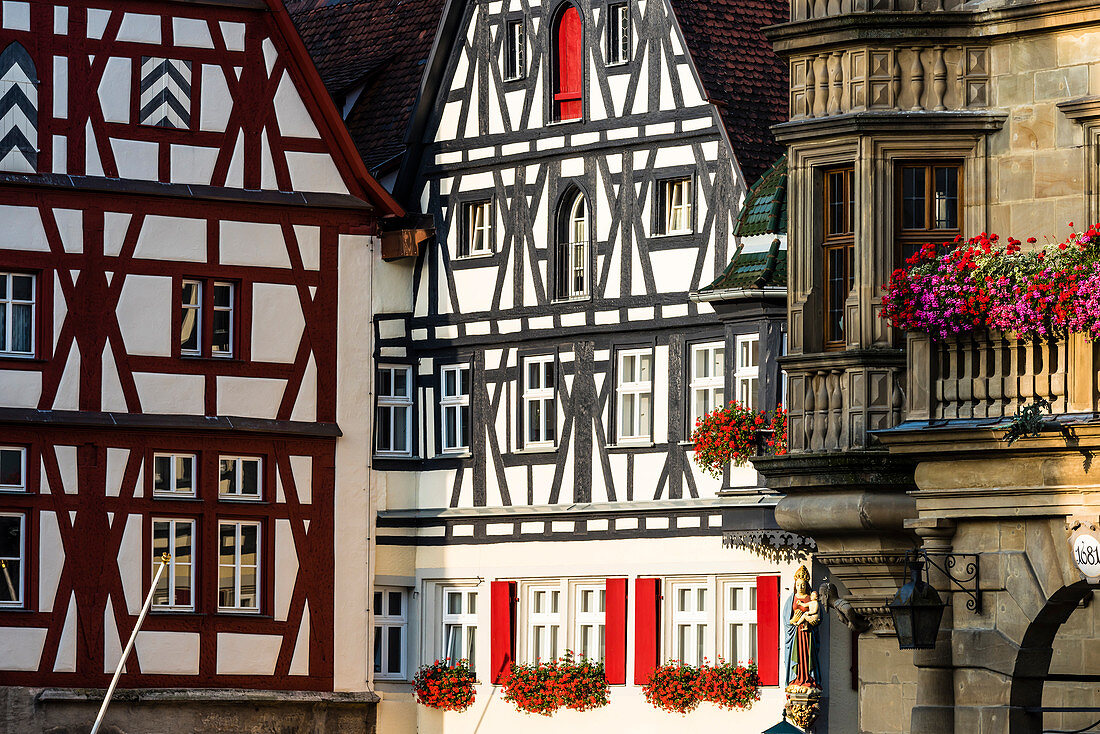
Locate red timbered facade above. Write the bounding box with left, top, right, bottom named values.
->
left=0, top=0, right=398, bottom=719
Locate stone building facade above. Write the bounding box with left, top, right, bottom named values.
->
left=755, top=1, right=1100, bottom=733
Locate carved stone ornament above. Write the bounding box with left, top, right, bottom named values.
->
left=1066, top=516, right=1100, bottom=584
left=722, top=530, right=817, bottom=563
left=785, top=683, right=822, bottom=730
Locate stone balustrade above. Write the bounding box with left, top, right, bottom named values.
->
left=791, top=0, right=964, bottom=23
left=906, top=331, right=1100, bottom=421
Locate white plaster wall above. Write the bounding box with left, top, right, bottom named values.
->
left=215, top=633, right=282, bottom=675
left=0, top=627, right=46, bottom=671
left=135, top=216, right=206, bottom=262
left=220, top=221, right=290, bottom=269
left=215, top=376, right=286, bottom=419
left=250, top=283, right=305, bottom=364
left=133, top=372, right=205, bottom=414
left=136, top=631, right=200, bottom=674
left=116, top=275, right=172, bottom=357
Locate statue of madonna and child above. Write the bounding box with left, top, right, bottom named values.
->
left=782, top=564, right=823, bottom=730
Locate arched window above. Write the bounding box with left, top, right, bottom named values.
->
left=0, top=42, right=37, bottom=173
left=557, top=190, right=588, bottom=298
left=552, top=4, right=582, bottom=121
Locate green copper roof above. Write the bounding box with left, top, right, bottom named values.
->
left=700, top=238, right=787, bottom=293
left=734, top=155, right=787, bottom=238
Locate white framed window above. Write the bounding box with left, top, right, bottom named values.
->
left=218, top=456, right=262, bottom=500
left=1, top=272, right=35, bottom=357
left=180, top=279, right=202, bottom=355
left=218, top=520, right=260, bottom=612
left=375, top=587, right=408, bottom=679
left=462, top=200, right=493, bottom=257
left=0, top=447, right=26, bottom=491
left=211, top=281, right=234, bottom=358
left=526, top=586, right=562, bottom=663
left=735, top=334, right=760, bottom=411
left=557, top=192, right=589, bottom=299
left=606, top=2, right=630, bottom=65
left=440, top=364, right=471, bottom=453
left=523, top=355, right=555, bottom=448
left=657, top=177, right=693, bottom=235
left=153, top=453, right=196, bottom=498
left=504, top=19, right=526, bottom=80
left=0, top=513, right=24, bottom=607
left=616, top=348, right=652, bottom=442
left=671, top=582, right=708, bottom=666
left=377, top=365, right=413, bottom=456
left=151, top=518, right=195, bottom=611
left=690, top=342, right=725, bottom=427
left=442, top=587, right=478, bottom=667
left=574, top=584, right=606, bottom=662
left=722, top=580, right=757, bottom=665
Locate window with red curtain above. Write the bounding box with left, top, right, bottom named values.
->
left=553, top=4, right=582, bottom=121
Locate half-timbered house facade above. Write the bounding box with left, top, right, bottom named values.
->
left=0, top=0, right=400, bottom=730
left=289, top=0, right=849, bottom=730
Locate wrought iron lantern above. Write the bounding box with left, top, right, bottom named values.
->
left=888, top=553, right=947, bottom=650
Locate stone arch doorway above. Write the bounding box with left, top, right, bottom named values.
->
left=1010, top=580, right=1098, bottom=734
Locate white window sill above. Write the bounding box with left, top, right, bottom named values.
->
left=218, top=494, right=263, bottom=502
left=608, top=440, right=654, bottom=449
left=152, top=606, right=196, bottom=614
left=375, top=453, right=415, bottom=459
left=455, top=251, right=494, bottom=260
left=654, top=230, right=694, bottom=238
left=514, top=445, right=558, bottom=454
left=217, top=608, right=261, bottom=615
left=548, top=117, right=583, bottom=126
left=440, top=450, right=472, bottom=458
left=606, top=60, right=630, bottom=68
left=0, top=487, right=27, bottom=493
left=0, top=353, right=34, bottom=359
left=553, top=294, right=590, bottom=304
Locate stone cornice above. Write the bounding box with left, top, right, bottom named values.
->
left=772, top=110, right=1008, bottom=144
left=1058, top=95, right=1100, bottom=123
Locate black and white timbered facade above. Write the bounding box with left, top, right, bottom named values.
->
left=349, top=0, right=830, bottom=729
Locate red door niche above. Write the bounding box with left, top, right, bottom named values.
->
left=554, top=5, right=582, bottom=121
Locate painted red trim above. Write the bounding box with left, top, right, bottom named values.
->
left=756, top=575, right=780, bottom=686
left=554, top=5, right=583, bottom=120
left=263, top=0, right=404, bottom=217
left=604, top=577, right=627, bottom=685
left=633, top=577, right=660, bottom=685
left=490, top=580, right=516, bottom=684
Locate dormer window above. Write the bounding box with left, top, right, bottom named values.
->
left=552, top=4, right=583, bottom=122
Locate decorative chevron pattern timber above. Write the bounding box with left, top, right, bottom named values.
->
left=139, top=57, right=192, bottom=128
left=0, top=42, right=38, bottom=173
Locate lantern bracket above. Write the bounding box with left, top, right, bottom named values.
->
left=914, top=549, right=981, bottom=614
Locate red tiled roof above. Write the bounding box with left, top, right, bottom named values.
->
left=668, top=0, right=789, bottom=184
left=287, top=0, right=445, bottom=172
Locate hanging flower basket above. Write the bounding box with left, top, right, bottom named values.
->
left=412, top=659, right=477, bottom=712
left=881, top=224, right=1100, bottom=340
left=501, top=652, right=611, bottom=716
left=642, top=661, right=701, bottom=714
left=690, top=403, right=787, bottom=479
left=694, top=659, right=761, bottom=711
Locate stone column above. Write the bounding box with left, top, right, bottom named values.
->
left=910, top=518, right=956, bottom=734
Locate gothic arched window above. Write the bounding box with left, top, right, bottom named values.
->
left=0, top=42, right=38, bottom=173
left=557, top=190, right=588, bottom=299
left=552, top=4, right=582, bottom=122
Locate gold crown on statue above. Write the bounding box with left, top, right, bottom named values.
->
left=794, top=565, right=810, bottom=582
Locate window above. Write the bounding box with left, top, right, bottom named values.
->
left=606, top=3, right=630, bottom=65
left=504, top=19, right=526, bottom=80
left=461, top=200, right=493, bottom=257
left=556, top=191, right=589, bottom=299
left=0, top=513, right=24, bottom=607
left=723, top=581, right=757, bottom=665
left=672, top=583, right=708, bottom=666
left=0, top=272, right=34, bottom=357
left=0, top=42, right=38, bottom=173
left=218, top=456, right=262, bottom=500
left=657, top=178, right=693, bottom=235
left=523, top=355, right=556, bottom=447
left=735, top=335, right=760, bottom=411
left=527, top=586, right=562, bottom=663
left=552, top=4, right=583, bottom=121
left=442, top=588, right=478, bottom=667
left=376, top=365, right=413, bottom=455
left=689, top=342, right=724, bottom=427
left=574, top=584, right=606, bottom=662
left=218, top=521, right=260, bottom=612
left=441, top=364, right=471, bottom=453
left=898, top=162, right=962, bottom=263
left=152, top=453, right=196, bottom=498
left=375, top=587, right=408, bottom=679
left=180, top=279, right=234, bottom=358
left=823, top=167, right=854, bottom=350
left=0, top=447, right=26, bottom=491
left=616, top=348, right=652, bottom=442
left=151, top=518, right=195, bottom=611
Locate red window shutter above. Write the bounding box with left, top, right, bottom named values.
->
left=756, top=575, right=781, bottom=686
left=554, top=5, right=583, bottom=119
left=605, top=578, right=627, bottom=684
left=633, top=577, right=661, bottom=685
left=490, top=581, right=517, bottom=684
